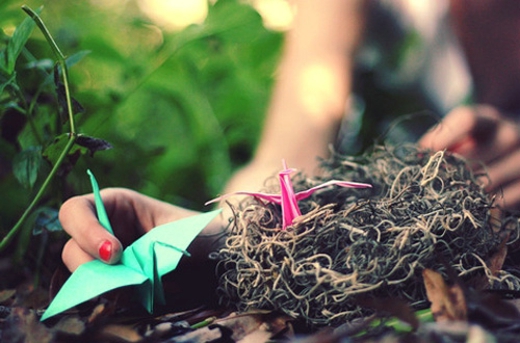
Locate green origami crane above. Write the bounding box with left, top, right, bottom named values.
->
left=41, top=170, right=221, bottom=321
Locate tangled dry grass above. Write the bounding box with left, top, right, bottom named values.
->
left=213, top=144, right=520, bottom=327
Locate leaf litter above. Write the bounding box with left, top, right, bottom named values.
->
left=3, top=143, right=520, bottom=342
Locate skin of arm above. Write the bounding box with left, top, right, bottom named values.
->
left=224, top=0, right=367, bottom=193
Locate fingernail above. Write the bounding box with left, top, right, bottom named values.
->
left=99, top=240, right=112, bottom=262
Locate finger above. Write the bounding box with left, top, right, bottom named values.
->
left=420, top=106, right=520, bottom=164
left=59, top=195, right=123, bottom=264
left=62, top=239, right=95, bottom=272
left=491, top=177, right=520, bottom=211
left=476, top=117, right=520, bottom=164
left=484, top=149, right=520, bottom=193
left=419, top=107, right=477, bottom=152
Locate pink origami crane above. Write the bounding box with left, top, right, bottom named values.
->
left=206, top=160, right=372, bottom=230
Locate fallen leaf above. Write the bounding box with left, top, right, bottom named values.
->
left=170, top=310, right=293, bottom=343
left=53, top=315, right=85, bottom=336
left=423, top=269, right=467, bottom=322
left=220, top=312, right=265, bottom=340
left=0, top=305, right=12, bottom=319
left=466, top=291, right=520, bottom=329
left=466, top=324, right=496, bottom=342
left=0, top=289, right=16, bottom=304
left=96, top=323, right=143, bottom=343
left=169, top=324, right=223, bottom=342
left=1, top=307, right=54, bottom=343
left=87, top=303, right=107, bottom=324
left=419, top=321, right=494, bottom=342
left=15, top=284, right=49, bottom=310
left=489, top=207, right=502, bottom=234
left=359, top=297, right=419, bottom=331
left=487, top=234, right=509, bottom=277
left=467, top=233, right=510, bottom=291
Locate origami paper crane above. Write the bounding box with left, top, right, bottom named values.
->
left=41, top=171, right=221, bottom=321
left=206, top=160, right=371, bottom=230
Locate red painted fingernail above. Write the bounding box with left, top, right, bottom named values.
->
left=99, top=240, right=112, bottom=262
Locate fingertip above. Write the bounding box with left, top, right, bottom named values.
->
left=98, top=239, right=123, bottom=264
left=447, top=137, right=477, bottom=156
left=59, top=194, right=123, bottom=264
left=62, top=237, right=123, bottom=273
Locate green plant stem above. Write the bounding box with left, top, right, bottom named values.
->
left=0, top=134, right=76, bottom=251
left=0, top=6, right=78, bottom=252
left=58, top=63, right=76, bottom=132
left=21, top=6, right=65, bottom=61
left=21, top=5, right=76, bottom=132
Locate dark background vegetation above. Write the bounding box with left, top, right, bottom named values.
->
left=2, top=0, right=283, bottom=207
left=0, top=0, right=283, bottom=285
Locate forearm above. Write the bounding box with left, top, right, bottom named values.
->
left=225, top=0, right=366, bottom=193
left=256, top=47, right=352, bottom=172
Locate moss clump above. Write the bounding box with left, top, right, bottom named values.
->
left=214, top=144, right=519, bottom=327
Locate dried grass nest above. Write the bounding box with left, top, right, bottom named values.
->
left=212, top=144, right=520, bottom=327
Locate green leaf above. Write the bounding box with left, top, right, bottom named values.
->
left=0, top=72, right=16, bottom=97
left=12, top=206, right=61, bottom=263
left=42, top=133, right=87, bottom=167
left=0, top=49, right=7, bottom=73
left=24, top=58, right=54, bottom=70
left=6, top=13, right=37, bottom=74
left=12, top=146, right=43, bottom=189
left=32, top=207, right=62, bottom=235
left=65, top=50, right=91, bottom=68
left=203, top=0, right=263, bottom=38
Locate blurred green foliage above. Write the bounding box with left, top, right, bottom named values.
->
left=0, top=0, right=282, bottom=284
left=0, top=0, right=282, bottom=247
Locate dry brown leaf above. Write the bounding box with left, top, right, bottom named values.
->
left=359, top=297, right=419, bottom=330
left=468, top=291, right=520, bottom=329
left=169, top=324, right=224, bottom=342
left=487, top=234, right=509, bottom=277
left=0, top=289, right=16, bottom=304
left=97, top=323, right=143, bottom=342
left=170, top=311, right=293, bottom=343
left=489, top=208, right=502, bottom=234
left=217, top=311, right=265, bottom=340
left=504, top=298, right=520, bottom=318
left=236, top=327, right=272, bottom=343
left=264, top=311, right=294, bottom=338
left=53, top=315, right=86, bottom=336
left=423, top=269, right=467, bottom=322
left=233, top=312, right=293, bottom=342
left=1, top=307, right=54, bottom=343
left=87, top=303, right=106, bottom=323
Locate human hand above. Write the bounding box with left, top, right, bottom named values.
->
left=60, top=188, right=211, bottom=272
left=419, top=105, right=520, bottom=210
